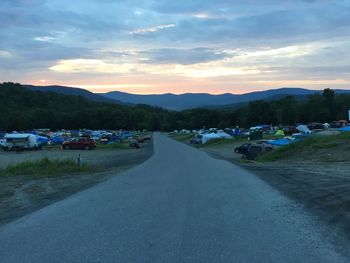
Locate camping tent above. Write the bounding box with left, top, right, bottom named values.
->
left=296, top=125, right=312, bottom=134
left=202, top=133, right=221, bottom=144
left=274, top=130, right=285, bottom=136
left=266, top=138, right=294, bottom=146
left=35, top=136, right=49, bottom=144
left=51, top=136, right=65, bottom=144
left=216, top=131, right=232, bottom=139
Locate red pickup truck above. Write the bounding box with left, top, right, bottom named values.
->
left=62, top=138, right=96, bottom=150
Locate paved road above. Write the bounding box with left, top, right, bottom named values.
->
left=0, top=133, right=347, bottom=262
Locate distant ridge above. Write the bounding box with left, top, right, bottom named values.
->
left=100, top=88, right=350, bottom=110
left=24, top=85, right=122, bottom=104
left=23, top=85, right=350, bottom=110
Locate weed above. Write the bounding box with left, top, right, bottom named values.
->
left=96, top=142, right=131, bottom=150
left=0, top=158, right=95, bottom=178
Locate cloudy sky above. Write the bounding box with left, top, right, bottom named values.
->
left=1, top=0, right=350, bottom=94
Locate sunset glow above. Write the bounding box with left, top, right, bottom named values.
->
left=1, top=0, right=350, bottom=94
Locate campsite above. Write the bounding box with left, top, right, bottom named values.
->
left=169, top=125, right=350, bottom=243
left=3, top=1, right=350, bottom=261
left=0, top=129, right=153, bottom=225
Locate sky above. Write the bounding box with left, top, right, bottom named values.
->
left=0, top=0, right=350, bottom=94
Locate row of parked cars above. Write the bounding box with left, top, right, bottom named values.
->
left=0, top=134, right=97, bottom=152
left=0, top=133, right=152, bottom=152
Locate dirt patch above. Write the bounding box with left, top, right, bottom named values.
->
left=244, top=162, right=350, bottom=237
left=0, top=141, right=153, bottom=226
left=198, top=142, right=350, bottom=248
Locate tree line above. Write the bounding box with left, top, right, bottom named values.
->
left=0, top=82, right=349, bottom=132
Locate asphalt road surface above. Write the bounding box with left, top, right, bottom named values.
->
left=0, top=133, right=347, bottom=263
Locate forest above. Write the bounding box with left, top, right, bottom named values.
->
left=1, top=82, right=349, bottom=131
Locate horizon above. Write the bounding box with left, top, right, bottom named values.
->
left=26, top=84, right=344, bottom=96
left=1, top=1, right=350, bottom=94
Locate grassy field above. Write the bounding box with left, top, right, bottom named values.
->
left=258, top=132, right=350, bottom=162
left=169, top=133, right=194, bottom=142
left=169, top=131, right=350, bottom=163
left=42, top=141, right=132, bottom=150
left=196, top=138, right=244, bottom=148
left=0, top=158, right=95, bottom=178
left=96, top=142, right=131, bottom=150
left=0, top=141, right=154, bottom=226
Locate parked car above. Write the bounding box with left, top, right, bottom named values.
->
left=190, top=135, right=203, bottom=144
left=62, top=137, right=96, bottom=150
left=134, top=136, right=145, bottom=143
left=100, top=133, right=112, bottom=144
left=129, top=139, right=140, bottom=148
left=235, top=143, right=273, bottom=160
left=307, top=122, right=325, bottom=130
left=330, top=120, right=348, bottom=128
left=0, top=139, right=6, bottom=150
left=246, top=144, right=273, bottom=160
left=234, top=143, right=251, bottom=155
left=143, top=134, right=152, bottom=141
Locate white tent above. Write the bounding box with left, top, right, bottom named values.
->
left=202, top=133, right=221, bottom=144
left=216, top=131, right=232, bottom=139
left=296, top=125, right=312, bottom=134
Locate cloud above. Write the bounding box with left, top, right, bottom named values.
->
left=139, top=48, right=232, bottom=65
left=1, top=0, right=350, bottom=93
left=130, top=24, right=175, bottom=35
left=34, top=36, right=56, bottom=42
left=49, top=57, right=261, bottom=79
left=49, top=59, right=134, bottom=74
left=0, top=50, right=12, bottom=58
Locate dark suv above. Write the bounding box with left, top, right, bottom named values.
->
left=62, top=138, right=96, bottom=150
left=235, top=143, right=273, bottom=160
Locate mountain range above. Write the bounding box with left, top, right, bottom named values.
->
left=24, top=85, right=350, bottom=110
left=24, top=85, right=120, bottom=104
left=101, top=88, right=318, bottom=110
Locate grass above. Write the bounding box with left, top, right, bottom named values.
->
left=42, top=144, right=61, bottom=150
left=197, top=138, right=240, bottom=148
left=257, top=132, right=350, bottom=162
left=0, top=158, right=96, bottom=178
left=170, top=133, right=194, bottom=142
left=96, top=142, right=131, bottom=150
left=43, top=142, right=132, bottom=150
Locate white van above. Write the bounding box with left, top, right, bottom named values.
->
left=3, top=133, right=40, bottom=151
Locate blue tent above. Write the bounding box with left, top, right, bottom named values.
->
left=338, top=126, right=350, bottom=131
left=36, top=136, right=49, bottom=144
left=266, top=138, right=294, bottom=146
left=51, top=137, right=65, bottom=144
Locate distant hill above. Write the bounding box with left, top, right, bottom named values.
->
left=24, top=85, right=121, bottom=104
left=23, top=85, right=350, bottom=110
left=0, top=82, right=169, bottom=131
left=101, top=88, right=350, bottom=110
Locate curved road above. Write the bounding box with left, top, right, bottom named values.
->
left=0, top=133, right=347, bottom=262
